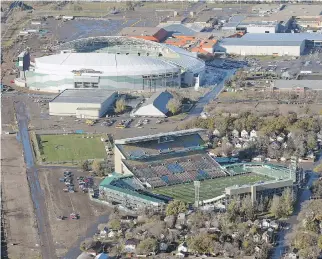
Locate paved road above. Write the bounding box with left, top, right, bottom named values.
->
left=272, top=171, right=318, bottom=259
left=185, top=69, right=235, bottom=120
left=15, top=101, right=56, bottom=259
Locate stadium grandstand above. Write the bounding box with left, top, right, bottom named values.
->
left=25, top=36, right=205, bottom=92
left=96, top=129, right=305, bottom=210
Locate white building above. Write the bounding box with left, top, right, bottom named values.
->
left=49, top=89, right=117, bottom=119
left=215, top=33, right=322, bottom=56
left=133, top=91, right=173, bottom=118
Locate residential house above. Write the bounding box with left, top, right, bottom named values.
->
left=250, top=129, right=257, bottom=139
left=120, top=215, right=137, bottom=223
left=177, top=242, right=188, bottom=253
left=235, top=142, right=242, bottom=149
left=288, top=252, right=298, bottom=259
left=261, top=219, right=271, bottom=229
left=159, top=242, right=169, bottom=252
left=270, top=141, right=281, bottom=150
left=124, top=239, right=140, bottom=253
left=99, top=227, right=108, bottom=239
left=241, top=130, right=249, bottom=139
left=177, top=213, right=186, bottom=225
left=213, top=129, right=221, bottom=137
left=243, top=142, right=249, bottom=148
left=270, top=220, right=279, bottom=230
left=277, top=133, right=286, bottom=143
left=253, top=233, right=261, bottom=243
left=232, top=129, right=239, bottom=138
left=176, top=252, right=186, bottom=258
left=107, top=230, right=116, bottom=238
left=269, top=133, right=277, bottom=142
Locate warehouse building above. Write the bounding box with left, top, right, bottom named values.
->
left=118, top=27, right=168, bottom=42
left=49, top=89, right=117, bottom=119
left=214, top=33, right=322, bottom=56
left=133, top=90, right=173, bottom=118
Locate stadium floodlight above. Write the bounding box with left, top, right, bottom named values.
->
left=194, top=181, right=201, bottom=208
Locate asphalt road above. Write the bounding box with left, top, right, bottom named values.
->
left=15, top=101, right=56, bottom=259
left=186, top=69, right=235, bottom=119
left=271, top=170, right=318, bottom=259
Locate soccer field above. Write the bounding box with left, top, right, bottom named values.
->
left=152, top=173, right=273, bottom=203
left=38, top=134, right=106, bottom=163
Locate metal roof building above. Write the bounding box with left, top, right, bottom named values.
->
left=133, top=90, right=173, bottom=118
left=215, top=33, right=322, bottom=56
left=26, top=36, right=205, bottom=92
left=273, top=80, right=322, bottom=91
left=49, top=89, right=117, bottom=118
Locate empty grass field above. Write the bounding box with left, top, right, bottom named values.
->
left=152, top=173, right=273, bottom=203
left=38, top=134, right=106, bottom=163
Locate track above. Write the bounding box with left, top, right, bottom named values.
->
left=14, top=101, right=56, bottom=259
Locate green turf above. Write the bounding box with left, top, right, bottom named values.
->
left=38, top=134, right=106, bottom=162
left=152, top=173, right=273, bottom=203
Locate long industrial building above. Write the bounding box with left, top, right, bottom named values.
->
left=215, top=33, right=322, bottom=56
left=49, top=89, right=117, bottom=118
left=25, top=36, right=205, bottom=93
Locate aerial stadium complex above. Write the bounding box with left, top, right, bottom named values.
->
left=97, top=129, right=305, bottom=211
left=25, top=36, right=205, bottom=93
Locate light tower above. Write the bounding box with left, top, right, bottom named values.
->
left=194, top=181, right=200, bottom=208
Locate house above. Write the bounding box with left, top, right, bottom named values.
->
left=261, top=219, right=271, bottom=229
left=270, top=220, right=279, bottom=230
left=125, top=239, right=140, bottom=253
left=288, top=252, right=298, bottom=259
left=270, top=141, right=281, bottom=150
left=177, top=242, right=188, bottom=253
left=177, top=213, right=186, bottom=225
left=232, top=129, right=239, bottom=138
left=241, top=130, right=249, bottom=139
left=235, top=142, right=242, bottom=149
left=269, top=133, right=277, bottom=142
left=243, top=142, right=249, bottom=148
left=213, top=129, right=221, bottom=137
left=120, top=215, right=137, bottom=223
left=250, top=129, right=257, bottom=138
left=277, top=133, right=286, bottom=142
left=99, top=227, right=108, bottom=239
left=253, top=233, right=261, bottom=243
left=107, top=230, right=117, bottom=238
left=159, top=242, right=168, bottom=252
left=176, top=252, right=186, bottom=258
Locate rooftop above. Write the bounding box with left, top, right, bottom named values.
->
left=50, top=89, right=116, bottom=104
left=161, top=24, right=203, bottom=36
left=115, top=128, right=205, bottom=145
left=274, top=80, right=322, bottom=90
left=119, top=27, right=164, bottom=37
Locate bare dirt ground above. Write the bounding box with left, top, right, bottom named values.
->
left=38, top=167, right=111, bottom=257
left=1, top=135, right=41, bottom=259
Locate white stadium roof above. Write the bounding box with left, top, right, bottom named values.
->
left=35, top=53, right=180, bottom=76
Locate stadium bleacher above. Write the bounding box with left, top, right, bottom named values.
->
left=118, top=134, right=205, bottom=159
left=125, top=152, right=228, bottom=188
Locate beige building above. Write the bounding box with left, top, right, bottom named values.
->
left=49, top=89, right=117, bottom=119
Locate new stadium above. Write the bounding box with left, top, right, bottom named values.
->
left=97, top=129, right=306, bottom=211
left=25, top=36, right=205, bottom=92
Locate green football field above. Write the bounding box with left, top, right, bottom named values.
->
left=38, top=134, right=106, bottom=163
left=152, top=173, right=273, bottom=203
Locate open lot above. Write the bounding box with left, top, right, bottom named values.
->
left=1, top=135, right=40, bottom=259
left=38, top=167, right=111, bottom=257
left=38, top=134, right=107, bottom=163
left=152, top=173, right=272, bottom=203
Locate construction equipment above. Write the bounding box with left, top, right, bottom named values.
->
left=85, top=119, right=95, bottom=126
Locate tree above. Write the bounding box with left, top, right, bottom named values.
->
left=108, top=219, right=121, bottom=230
left=241, top=195, right=256, bottom=220
left=126, top=1, right=134, bottom=11
left=270, top=195, right=283, bottom=219
left=227, top=198, right=241, bottom=222
left=187, top=233, right=215, bottom=254
left=109, top=241, right=124, bottom=257
left=165, top=200, right=187, bottom=216
left=280, top=188, right=294, bottom=217
left=167, top=98, right=182, bottom=115
left=305, top=219, right=319, bottom=233
left=115, top=98, right=126, bottom=113
left=318, top=235, right=322, bottom=250
left=137, top=238, right=158, bottom=254
left=73, top=4, right=82, bottom=11
left=92, top=159, right=102, bottom=174
left=255, top=243, right=270, bottom=259
left=81, top=160, right=89, bottom=171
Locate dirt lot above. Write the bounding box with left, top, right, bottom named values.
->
left=38, top=167, right=111, bottom=257
left=1, top=135, right=40, bottom=259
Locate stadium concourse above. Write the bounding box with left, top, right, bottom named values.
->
left=97, top=129, right=306, bottom=211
